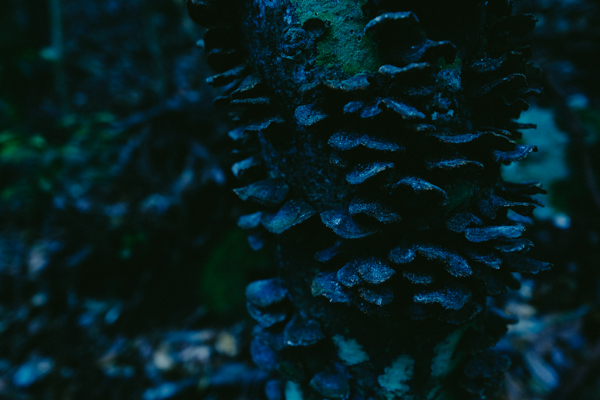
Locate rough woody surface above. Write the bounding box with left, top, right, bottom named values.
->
left=188, top=0, right=549, bottom=398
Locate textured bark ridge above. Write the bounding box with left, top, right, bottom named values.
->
left=188, top=0, right=550, bottom=398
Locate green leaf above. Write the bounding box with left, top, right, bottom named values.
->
left=200, top=228, right=272, bottom=313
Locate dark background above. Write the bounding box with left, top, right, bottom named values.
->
left=0, top=0, right=599, bottom=399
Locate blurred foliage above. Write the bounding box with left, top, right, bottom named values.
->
left=502, top=106, right=569, bottom=219
left=201, top=229, right=271, bottom=314
left=575, top=106, right=600, bottom=145
left=549, top=105, right=600, bottom=216
left=0, top=0, right=275, bottom=398
left=0, top=112, right=119, bottom=218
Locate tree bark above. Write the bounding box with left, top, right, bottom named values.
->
left=188, top=0, right=549, bottom=398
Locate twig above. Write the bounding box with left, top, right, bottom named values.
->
left=143, top=4, right=168, bottom=98
left=48, top=0, right=68, bottom=114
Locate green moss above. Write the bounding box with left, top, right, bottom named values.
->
left=290, top=0, right=382, bottom=74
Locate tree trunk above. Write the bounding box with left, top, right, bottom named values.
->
left=188, top=0, right=550, bottom=398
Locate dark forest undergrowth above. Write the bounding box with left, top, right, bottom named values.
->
left=1, top=0, right=600, bottom=399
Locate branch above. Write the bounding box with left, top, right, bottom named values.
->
left=48, top=0, right=68, bottom=114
